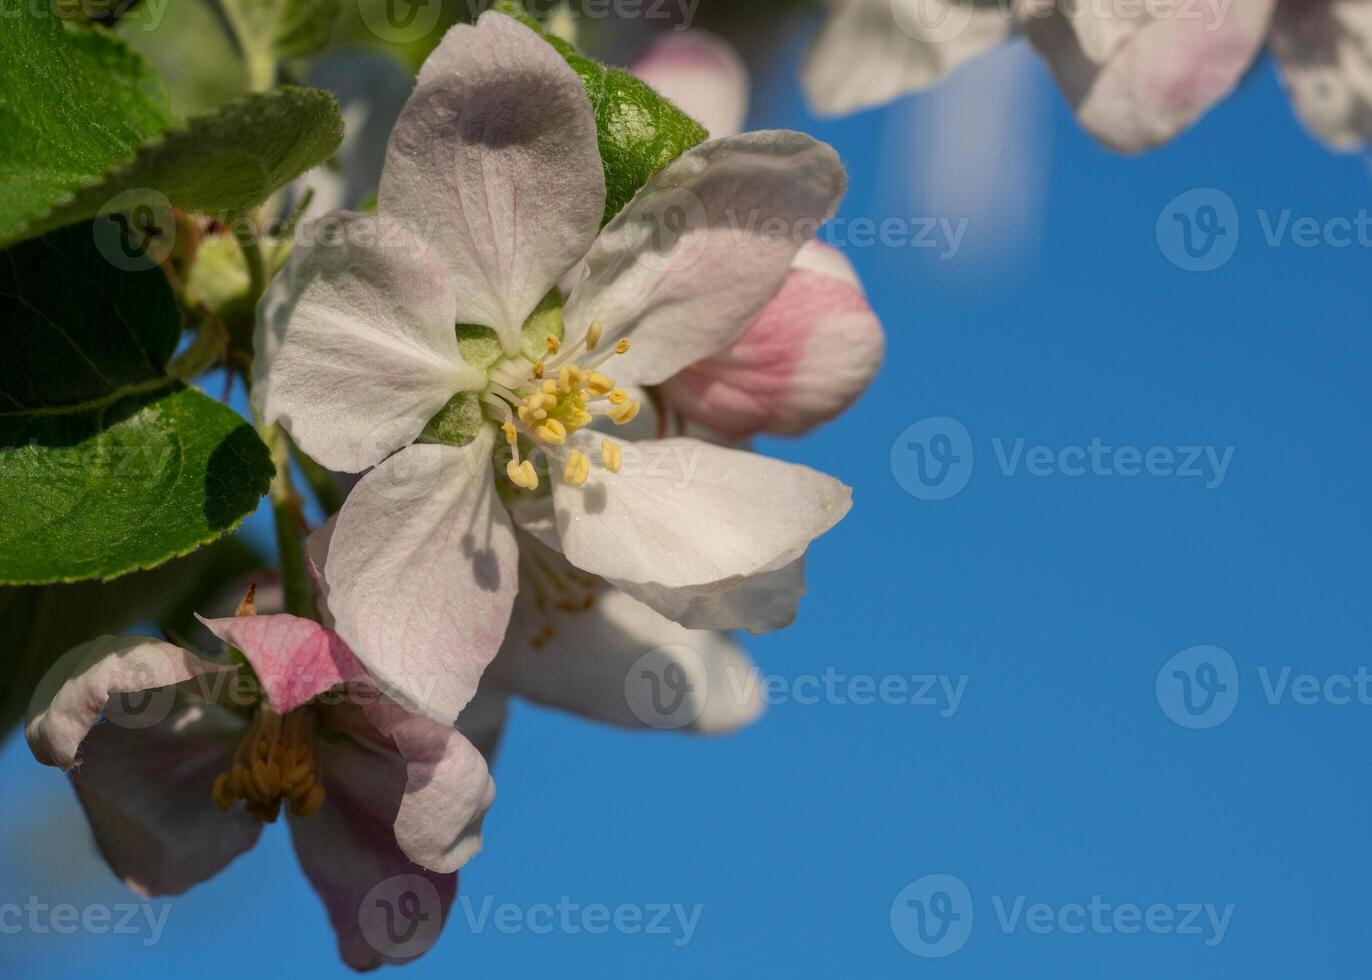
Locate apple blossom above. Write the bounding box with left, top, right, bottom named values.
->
left=255, top=11, right=855, bottom=725
left=24, top=607, right=494, bottom=970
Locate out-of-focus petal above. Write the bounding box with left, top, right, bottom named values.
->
left=663, top=242, right=883, bottom=440
left=631, top=30, right=750, bottom=137
left=1270, top=0, right=1372, bottom=150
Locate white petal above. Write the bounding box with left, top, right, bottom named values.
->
left=802, top=0, right=1014, bottom=116
left=254, top=211, right=479, bottom=473
left=617, top=556, right=810, bottom=635
left=490, top=587, right=765, bottom=733
left=1271, top=0, right=1372, bottom=150
left=324, top=437, right=519, bottom=724
left=631, top=30, right=750, bottom=137
left=379, top=11, right=605, bottom=353
left=564, top=131, right=846, bottom=386
left=548, top=435, right=850, bottom=624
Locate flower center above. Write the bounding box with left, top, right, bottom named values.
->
left=481, top=321, right=639, bottom=491
left=212, top=707, right=325, bottom=823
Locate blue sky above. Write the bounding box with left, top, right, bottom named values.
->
left=4, top=23, right=1370, bottom=979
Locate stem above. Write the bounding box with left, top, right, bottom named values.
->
left=287, top=431, right=346, bottom=518
left=234, top=210, right=316, bottom=621
left=211, top=0, right=276, bottom=92
left=266, top=423, right=316, bottom=620
left=169, top=312, right=228, bottom=381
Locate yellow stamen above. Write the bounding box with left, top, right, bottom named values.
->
left=545, top=335, right=561, bottom=355
left=586, top=320, right=603, bottom=351
left=615, top=338, right=630, bottom=355
left=585, top=371, right=613, bottom=396
left=563, top=450, right=590, bottom=486
left=535, top=418, right=568, bottom=446
left=607, top=399, right=641, bottom=425
left=502, top=421, right=517, bottom=445
left=602, top=440, right=622, bottom=473
left=213, top=708, right=324, bottom=822
left=532, top=361, right=544, bottom=379
left=608, top=388, right=627, bottom=405
left=506, top=458, right=539, bottom=490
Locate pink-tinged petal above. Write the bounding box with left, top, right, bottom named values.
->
left=324, top=437, right=519, bottom=725
left=663, top=242, right=883, bottom=440
left=379, top=11, right=605, bottom=354
left=547, top=434, right=850, bottom=632
left=564, top=131, right=847, bottom=386
left=631, top=31, right=750, bottom=137
left=490, top=586, right=765, bottom=733
left=196, top=614, right=367, bottom=714
left=1027, top=0, right=1275, bottom=152
left=288, top=709, right=456, bottom=970
left=26, top=635, right=234, bottom=770
left=803, top=0, right=1015, bottom=116
left=357, top=702, right=496, bottom=873
left=254, top=211, right=479, bottom=473
left=1271, top=0, right=1372, bottom=150
left=70, top=701, right=261, bottom=897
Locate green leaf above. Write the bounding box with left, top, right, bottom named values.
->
left=497, top=3, right=707, bottom=224
left=0, top=537, right=264, bottom=740
left=13, top=87, right=345, bottom=246
left=0, top=225, right=273, bottom=585
left=222, top=0, right=344, bottom=62
left=0, top=4, right=174, bottom=244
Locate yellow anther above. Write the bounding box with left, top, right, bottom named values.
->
left=557, top=364, right=581, bottom=392
left=292, top=783, right=327, bottom=818
left=546, top=335, right=561, bottom=355
left=563, top=450, right=591, bottom=486
left=602, top=440, right=622, bottom=473
left=571, top=409, right=593, bottom=429
left=535, top=418, right=568, bottom=446
left=502, top=421, right=517, bottom=445
left=585, top=371, right=614, bottom=396
left=212, top=773, right=234, bottom=810
left=541, top=380, right=560, bottom=396
left=608, top=388, right=628, bottom=405
left=586, top=320, right=603, bottom=351
left=532, top=361, right=544, bottom=379
left=607, top=399, right=641, bottom=425
left=506, top=458, right=539, bottom=490
left=614, top=338, right=630, bottom=355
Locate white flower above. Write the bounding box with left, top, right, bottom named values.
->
left=803, top=0, right=1372, bottom=152
left=256, top=11, right=853, bottom=724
